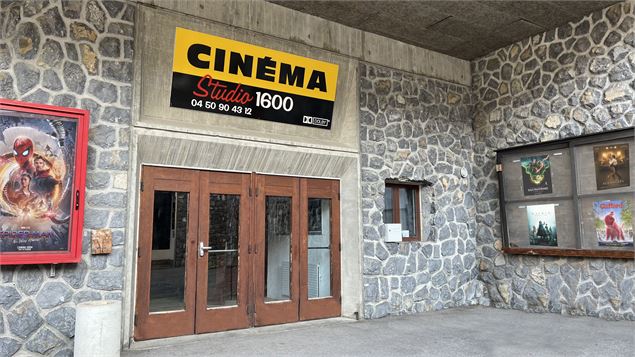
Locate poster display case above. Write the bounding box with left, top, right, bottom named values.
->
left=497, top=128, right=634, bottom=258
left=0, top=99, right=89, bottom=265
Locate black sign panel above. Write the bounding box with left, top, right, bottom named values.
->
left=170, top=73, right=335, bottom=129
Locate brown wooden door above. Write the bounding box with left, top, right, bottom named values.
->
left=299, top=178, right=341, bottom=320
left=195, top=171, right=251, bottom=333
left=134, top=167, right=199, bottom=340
left=135, top=168, right=341, bottom=340
left=253, top=175, right=301, bottom=326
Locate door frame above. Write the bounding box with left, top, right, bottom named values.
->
left=253, top=174, right=301, bottom=326
left=195, top=171, right=252, bottom=333
left=133, top=166, right=342, bottom=340
left=134, top=167, right=199, bottom=340
left=299, top=178, right=341, bottom=320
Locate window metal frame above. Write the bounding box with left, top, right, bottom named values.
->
left=384, top=182, right=422, bottom=242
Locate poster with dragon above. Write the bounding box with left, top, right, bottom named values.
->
left=520, top=155, right=553, bottom=196
left=0, top=110, right=78, bottom=254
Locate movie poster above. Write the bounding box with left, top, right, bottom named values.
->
left=527, top=204, right=558, bottom=246
left=594, top=144, right=630, bottom=190
left=593, top=200, right=634, bottom=247
left=0, top=112, right=77, bottom=253
left=520, top=155, right=553, bottom=196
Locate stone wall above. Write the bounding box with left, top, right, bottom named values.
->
left=360, top=63, right=484, bottom=318
left=472, top=1, right=635, bottom=319
left=0, top=1, right=134, bottom=355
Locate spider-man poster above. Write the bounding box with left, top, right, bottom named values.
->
left=0, top=109, right=78, bottom=254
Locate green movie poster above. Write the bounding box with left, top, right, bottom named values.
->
left=521, top=155, right=553, bottom=196
left=527, top=204, right=558, bottom=246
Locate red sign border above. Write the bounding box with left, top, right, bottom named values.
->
left=0, top=99, right=89, bottom=265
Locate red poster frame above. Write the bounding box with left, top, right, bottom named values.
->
left=0, top=99, right=89, bottom=265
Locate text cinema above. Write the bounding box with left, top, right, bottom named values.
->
left=187, top=44, right=329, bottom=93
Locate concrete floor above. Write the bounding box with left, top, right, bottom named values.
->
left=124, top=306, right=635, bottom=357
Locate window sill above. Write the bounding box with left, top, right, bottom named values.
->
left=503, top=247, right=634, bottom=259
left=400, top=237, right=420, bottom=242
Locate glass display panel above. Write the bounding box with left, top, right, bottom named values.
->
left=399, top=188, right=416, bottom=237
left=308, top=198, right=331, bottom=299
left=501, top=148, right=572, bottom=202
left=150, top=191, right=188, bottom=312
left=265, top=196, right=291, bottom=302
left=498, top=129, right=634, bottom=257
left=207, top=194, right=239, bottom=308
left=505, top=200, right=577, bottom=249
left=579, top=193, right=635, bottom=250
left=575, top=139, right=634, bottom=196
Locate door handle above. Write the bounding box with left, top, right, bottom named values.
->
left=199, top=242, right=238, bottom=257
left=199, top=242, right=210, bottom=257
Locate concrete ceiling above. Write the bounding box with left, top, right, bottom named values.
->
left=270, top=1, right=621, bottom=60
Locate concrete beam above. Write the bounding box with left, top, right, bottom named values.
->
left=136, top=0, right=471, bottom=86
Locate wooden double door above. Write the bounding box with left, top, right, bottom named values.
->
left=134, top=167, right=341, bottom=340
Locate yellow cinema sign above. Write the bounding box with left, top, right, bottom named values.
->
left=172, top=27, right=338, bottom=102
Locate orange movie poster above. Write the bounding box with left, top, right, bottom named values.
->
left=594, top=144, right=630, bottom=190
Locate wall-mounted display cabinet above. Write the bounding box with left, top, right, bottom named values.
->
left=0, top=100, right=89, bottom=265
left=497, top=128, right=634, bottom=259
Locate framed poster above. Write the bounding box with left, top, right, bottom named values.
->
left=593, top=199, right=633, bottom=247
left=520, top=155, right=553, bottom=196
left=526, top=204, right=558, bottom=246
left=593, top=144, right=630, bottom=190
left=0, top=99, right=89, bottom=265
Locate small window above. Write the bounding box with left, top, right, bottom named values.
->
left=384, top=183, right=421, bottom=241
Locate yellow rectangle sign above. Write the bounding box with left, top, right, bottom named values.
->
left=172, top=27, right=338, bottom=102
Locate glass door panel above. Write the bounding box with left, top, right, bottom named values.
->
left=265, top=196, right=292, bottom=302
left=207, top=194, right=239, bottom=307
left=307, top=198, right=331, bottom=299
left=149, top=191, right=189, bottom=312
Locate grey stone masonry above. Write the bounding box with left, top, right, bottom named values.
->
left=0, top=0, right=134, bottom=355
left=472, top=1, right=635, bottom=320
left=359, top=63, right=484, bottom=318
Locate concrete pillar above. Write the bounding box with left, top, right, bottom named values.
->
left=74, top=300, right=122, bottom=357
